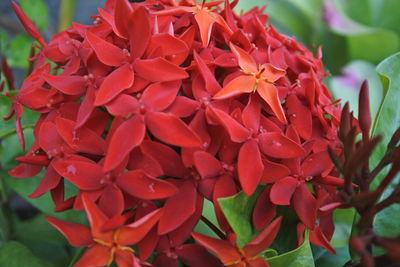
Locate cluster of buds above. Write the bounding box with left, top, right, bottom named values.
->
left=328, top=81, right=400, bottom=267
left=6, top=0, right=345, bottom=265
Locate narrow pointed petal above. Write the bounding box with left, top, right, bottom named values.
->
left=260, top=159, right=291, bottom=183
left=141, top=81, right=181, bottom=112
left=261, top=64, right=286, bottom=82
left=258, top=132, right=305, bottom=158
left=207, top=106, right=250, bottom=143
left=244, top=216, right=282, bottom=256
left=191, top=232, right=241, bottom=264
left=293, top=183, right=316, bottom=229
left=229, top=42, right=257, bottom=73
left=194, top=8, right=215, bottom=47
left=118, top=209, right=163, bottom=245
left=242, top=94, right=260, bottom=131
left=238, top=140, right=264, bottom=196
left=310, top=226, right=336, bottom=254
left=270, top=177, right=298, bottom=205
left=11, top=1, right=46, bottom=46
left=193, top=151, right=222, bottom=179
left=56, top=117, right=106, bottom=155
left=286, top=94, right=312, bottom=140
left=253, top=186, right=276, bottom=230
left=104, top=115, right=146, bottom=171
left=193, top=51, right=221, bottom=94
left=129, top=6, right=151, bottom=59
left=134, top=58, right=188, bottom=82
left=52, top=160, right=103, bottom=190
left=114, top=0, right=133, bottom=38
left=257, top=81, right=287, bottom=123
left=46, top=216, right=92, bottom=247
left=213, top=75, right=255, bottom=99
left=76, top=86, right=96, bottom=128
left=86, top=31, right=125, bottom=66
left=73, top=244, right=110, bottom=267
left=95, top=64, right=135, bottom=106
left=29, top=165, right=61, bottom=198
left=117, top=170, right=178, bottom=199
left=146, top=112, right=201, bottom=147
left=43, top=74, right=86, bottom=95
left=8, top=163, right=42, bottom=178
left=81, top=193, right=109, bottom=235
left=158, top=182, right=197, bottom=234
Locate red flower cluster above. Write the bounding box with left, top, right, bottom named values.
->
left=9, top=0, right=344, bottom=265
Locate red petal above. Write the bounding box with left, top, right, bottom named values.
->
left=293, top=183, right=317, bottom=229
left=106, top=93, right=139, bottom=117
left=193, top=151, right=222, bottom=179
left=164, top=96, right=199, bottom=118
left=46, top=216, right=92, bottom=247
left=39, top=121, right=64, bottom=153
left=242, top=94, right=260, bottom=132
left=191, top=232, right=241, bottom=264
left=286, top=94, right=312, bottom=140
left=310, top=226, right=336, bottom=254
left=150, top=33, right=189, bottom=65
left=194, top=8, right=215, bottom=47
left=141, top=81, right=181, bottom=112
left=193, top=51, right=221, bottom=95
left=129, top=6, right=151, bottom=59
left=11, top=2, right=46, bottom=46
left=114, top=0, right=133, bottom=38
left=207, top=106, right=250, bottom=143
left=86, top=31, right=125, bottom=66
left=8, top=163, right=42, bottom=178
left=252, top=186, right=276, bottom=230
left=229, top=42, right=257, bottom=73
left=99, top=184, right=124, bottom=218
left=52, top=160, right=103, bottom=190
left=257, top=81, right=287, bottom=124
left=134, top=58, right=188, bottom=82
left=56, top=117, right=106, bottom=155
left=258, top=132, right=306, bottom=158
left=158, top=182, right=197, bottom=234
left=213, top=75, right=255, bottom=99
left=43, top=74, right=86, bottom=95
left=270, top=177, right=298, bottom=205
left=261, top=64, right=286, bottom=83
left=238, top=140, right=264, bottom=196
left=302, top=151, right=332, bottom=177
left=95, top=64, right=135, bottom=106
left=118, top=209, right=163, bottom=245
left=76, top=86, right=96, bottom=128
left=177, top=244, right=224, bottom=267
left=146, top=112, right=201, bottom=147
left=140, top=140, right=187, bottom=178
left=29, top=165, right=61, bottom=198
left=244, top=216, right=282, bottom=256
left=81, top=193, right=110, bottom=238
left=104, top=115, right=146, bottom=171
left=73, top=244, right=110, bottom=267
left=260, top=159, right=291, bottom=183
left=117, top=170, right=178, bottom=199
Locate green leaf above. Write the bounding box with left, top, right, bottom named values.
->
left=20, top=0, right=49, bottom=31
left=313, top=246, right=351, bottom=267
left=266, top=231, right=315, bottom=267
left=194, top=199, right=220, bottom=239
left=218, top=187, right=263, bottom=246
left=371, top=52, right=400, bottom=187
left=5, top=35, right=33, bottom=69
left=0, top=241, right=51, bottom=267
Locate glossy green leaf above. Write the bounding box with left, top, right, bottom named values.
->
left=313, top=246, right=350, bottom=267
left=266, top=231, right=315, bottom=267
left=370, top=52, right=400, bottom=187
left=218, top=187, right=263, bottom=246
left=0, top=241, right=51, bottom=267
left=6, top=35, right=33, bottom=68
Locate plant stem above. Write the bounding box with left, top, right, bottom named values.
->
left=200, top=216, right=226, bottom=240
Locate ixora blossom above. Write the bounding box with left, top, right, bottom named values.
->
left=8, top=0, right=344, bottom=265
